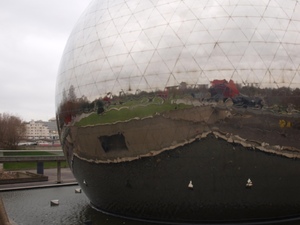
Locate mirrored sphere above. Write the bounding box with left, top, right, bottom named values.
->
left=56, top=0, right=300, bottom=223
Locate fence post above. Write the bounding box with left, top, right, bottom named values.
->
left=0, top=151, right=3, bottom=172
left=37, top=162, right=44, bottom=175
left=57, top=161, right=61, bottom=183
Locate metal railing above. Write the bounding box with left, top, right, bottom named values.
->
left=0, top=150, right=66, bottom=183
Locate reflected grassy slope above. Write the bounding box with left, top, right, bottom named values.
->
left=76, top=98, right=192, bottom=126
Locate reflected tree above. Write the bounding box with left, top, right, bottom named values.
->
left=68, top=85, right=76, bottom=102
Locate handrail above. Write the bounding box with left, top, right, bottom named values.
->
left=0, top=150, right=67, bottom=183
left=0, top=150, right=64, bottom=157
left=0, top=150, right=65, bottom=162
left=0, top=156, right=66, bottom=163
left=0, top=150, right=63, bottom=152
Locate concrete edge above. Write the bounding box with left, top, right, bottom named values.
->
left=0, top=197, right=11, bottom=225
left=0, top=177, right=49, bottom=185
left=0, top=182, right=78, bottom=192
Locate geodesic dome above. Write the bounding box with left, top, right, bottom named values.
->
left=56, top=0, right=300, bottom=223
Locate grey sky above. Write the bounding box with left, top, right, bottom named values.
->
left=0, top=0, right=91, bottom=122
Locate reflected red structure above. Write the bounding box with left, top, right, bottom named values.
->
left=209, top=79, right=240, bottom=99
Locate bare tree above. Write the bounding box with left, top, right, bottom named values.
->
left=0, top=113, right=26, bottom=149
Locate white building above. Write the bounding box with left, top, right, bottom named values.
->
left=24, top=118, right=59, bottom=142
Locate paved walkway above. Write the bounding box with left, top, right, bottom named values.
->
left=0, top=168, right=77, bottom=191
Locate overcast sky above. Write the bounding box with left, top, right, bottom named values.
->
left=0, top=0, right=92, bottom=122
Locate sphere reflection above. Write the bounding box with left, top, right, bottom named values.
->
left=56, top=0, right=300, bottom=223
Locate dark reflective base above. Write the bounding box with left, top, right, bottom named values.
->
left=73, top=135, right=300, bottom=223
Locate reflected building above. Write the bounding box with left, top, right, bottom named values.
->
left=56, top=0, right=300, bottom=223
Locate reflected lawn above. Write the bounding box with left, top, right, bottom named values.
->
left=76, top=98, right=192, bottom=126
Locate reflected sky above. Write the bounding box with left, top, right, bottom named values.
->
left=56, top=0, right=300, bottom=104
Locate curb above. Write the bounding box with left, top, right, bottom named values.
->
left=0, top=182, right=78, bottom=192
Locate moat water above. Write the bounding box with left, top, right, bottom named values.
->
left=1, top=186, right=300, bottom=225
left=1, top=186, right=154, bottom=225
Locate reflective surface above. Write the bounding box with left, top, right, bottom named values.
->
left=56, top=0, right=300, bottom=223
